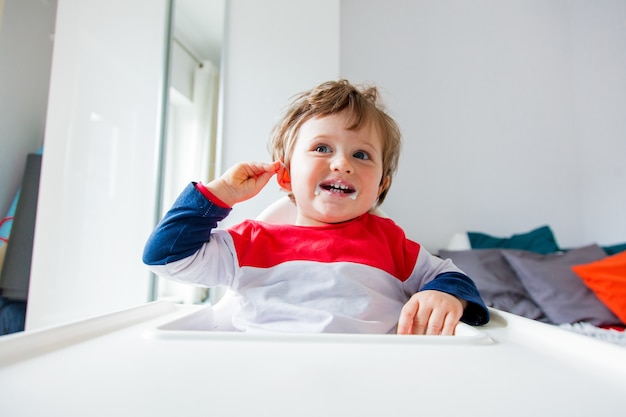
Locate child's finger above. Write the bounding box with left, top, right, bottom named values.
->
left=424, top=310, right=446, bottom=335
left=269, top=160, right=282, bottom=172
left=441, top=312, right=458, bottom=336
left=411, top=303, right=433, bottom=335
left=397, top=297, right=418, bottom=334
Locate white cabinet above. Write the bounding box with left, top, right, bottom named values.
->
left=27, top=0, right=171, bottom=329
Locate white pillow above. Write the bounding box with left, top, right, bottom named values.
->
left=446, top=232, right=471, bottom=250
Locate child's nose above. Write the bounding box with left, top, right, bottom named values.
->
left=330, top=153, right=353, bottom=174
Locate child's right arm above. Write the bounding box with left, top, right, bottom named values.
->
left=142, top=161, right=281, bottom=266
left=141, top=182, right=231, bottom=266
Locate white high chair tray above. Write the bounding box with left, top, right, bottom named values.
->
left=0, top=301, right=624, bottom=417
left=151, top=302, right=493, bottom=345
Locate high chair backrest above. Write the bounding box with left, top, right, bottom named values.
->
left=256, top=196, right=388, bottom=224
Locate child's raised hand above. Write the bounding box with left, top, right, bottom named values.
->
left=396, top=290, right=467, bottom=335
left=206, top=161, right=281, bottom=207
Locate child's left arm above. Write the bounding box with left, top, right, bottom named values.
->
left=397, top=290, right=467, bottom=335
left=396, top=242, right=490, bottom=334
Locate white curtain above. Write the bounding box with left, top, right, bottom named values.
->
left=159, top=59, right=220, bottom=304
left=163, top=59, right=219, bottom=207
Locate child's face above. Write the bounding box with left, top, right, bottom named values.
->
left=280, top=110, right=389, bottom=226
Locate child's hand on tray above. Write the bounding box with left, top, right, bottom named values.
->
left=397, top=290, right=467, bottom=335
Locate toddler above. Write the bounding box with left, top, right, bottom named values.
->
left=143, top=80, right=489, bottom=334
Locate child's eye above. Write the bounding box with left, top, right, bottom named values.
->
left=353, top=150, right=370, bottom=160
left=314, top=144, right=332, bottom=153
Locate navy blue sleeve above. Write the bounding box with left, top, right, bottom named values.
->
left=422, top=272, right=490, bottom=326
left=142, top=183, right=232, bottom=266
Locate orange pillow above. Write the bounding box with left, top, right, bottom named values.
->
left=572, top=251, right=626, bottom=324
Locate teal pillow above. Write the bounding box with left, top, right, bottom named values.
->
left=468, top=225, right=560, bottom=255
left=603, top=242, right=626, bottom=256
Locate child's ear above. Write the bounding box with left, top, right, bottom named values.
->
left=277, top=164, right=292, bottom=191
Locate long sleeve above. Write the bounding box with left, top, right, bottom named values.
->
left=142, top=183, right=231, bottom=266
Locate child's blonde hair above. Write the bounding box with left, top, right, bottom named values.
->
left=269, top=79, right=401, bottom=207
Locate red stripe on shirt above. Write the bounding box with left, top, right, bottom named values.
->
left=227, top=213, right=420, bottom=281
left=195, top=182, right=231, bottom=208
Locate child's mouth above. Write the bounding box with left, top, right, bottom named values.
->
left=315, top=181, right=358, bottom=200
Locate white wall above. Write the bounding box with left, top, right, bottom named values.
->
left=0, top=0, right=56, bottom=221
left=340, top=0, right=626, bottom=251
left=219, top=0, right=625, bottom=251
left=568, top=1, right=626, bottom=248
left=217, top=0, right=340, bottom=228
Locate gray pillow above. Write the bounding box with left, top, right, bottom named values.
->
left=501, top=245, right=621, bottom=326
left=439, top=249, right=548, bottom=321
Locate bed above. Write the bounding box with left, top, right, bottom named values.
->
left=438, top=225, right=626, bottom=347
